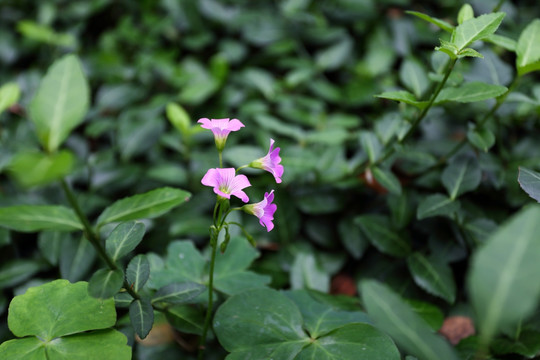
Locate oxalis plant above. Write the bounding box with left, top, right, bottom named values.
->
left=1, top=2, right=540, bottom=360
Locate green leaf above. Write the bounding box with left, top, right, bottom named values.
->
left=0, top=329, right=130, bottom=360
left=8, top=280, right=116, bottom=340
left=437, top=82, right=507, bottom=103
left=97, top=187, right=191, bottom=226
left=152, top=282, right=206, bottom=305
left=451, top=13, right=506, bottom=51
left=371, top=166, right=402, bottom=195
left=284, top=290, right=370, bottom=338
left=88, top=269, right=124, bottom=299
left=0, top=260, right=42, bottom=289
left=361, top=280, right=459, bottom=360
left=355, top=215, right=410, bottom=257
left=29, top=54, right=89, bottom=153
left=516, top=19, right=540, bottom=76
left=315, top=37, right=353, bottom=71
left=406, top=11, right=454, bottom=33
left=491, top=330, right=540, bottom=358
left=484, top=34, right=517, bottom=52
left=400, top=58, right=429, bottom=98
left=290, top=251, right=329, bottom=292
left=441, top=158, right=482, bottom=200
left=126, top=254, right=150, bottom=292
left=37, top=231, right=66, bottom=266
left=129, top=298, right=154, bottom=339
left=406, top=299, right=444, bottom=331
left=457, top=4, right=474, bottom=24
left=166, top=102, right=192, bottom=136
left=457, top=48, right=484, bottom=58
left=467, top=126, right=495, bottom=152
left=0, top=82, right=20, bottom=114
left=0, top=205, right=83, bottom=232
left=468, top=205, right=540, bottom=345
left=519, top=167, right=540, bottom=203
left=105, top=221, right=145, bottom=262
left=8, top=150, right=75, bottom=188
left=166, top=304, right=205, bottom=335
left=214, top=288, right=308, bottom=358
left=436, top=39, right=459, bottom=59
left=359, top=131, right=382, bottom=164
left=375, top=90, right=429, bottom=109
left=17, top=20, right=76, bottom=47
left=417, top=194, right=460, bottom=220
left=407, top=253, right=456, bottom=303
left=60, top=236, right=96, bottom=282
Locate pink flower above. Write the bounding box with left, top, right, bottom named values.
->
left=250, top=139, right=283, bottom=183
left=201, top=168, right=251, bottom=202
left=198, top=118, right=244, bottom=151
left=243, top=190, right=277, bottom=232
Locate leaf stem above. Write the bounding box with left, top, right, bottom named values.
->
left=198, top=234, right=218, bottom=360
left=60, top=178, right=140, bottom=300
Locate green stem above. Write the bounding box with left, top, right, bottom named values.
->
left=198, top=236, right=218, bottom=360
left=60, top=179, right=140, bottom=300
left=492, top=0, right=506, bottom=12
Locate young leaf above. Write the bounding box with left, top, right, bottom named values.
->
left=29, top=54, right=89, bottom=153
left=152, top=282, right=206, bottom=306
left=467, top=126, right=495, bottom=152
left=355, top=215, right=411, bottom=257
left=451, top=13, right=506, bottom=51
left=361, top=280, right=459, bottom=360
left=372, top=166, right=402, bottom=196
left=129, top=298, right=154, bottom=339
left=457, top=4, right=474, bottom=24
left=468, top=205, right=540, bottom=345
left=0, top=205, right=83, bottom=232
left=166, top=102, right=192, bottom=136
left=105, top=221, right=146, bottom=262
left=88, top=269, right=124, bottom=299
left=406, top=11, right=454, bottom=33
left=8, top=150, right=75, bottom=188
left=0, top=82, right=20, bottom=114
left=417, top=194, right=460, bottom=220
left=97, top=187, right=191, bottom=226
left=518, top=167, right=540, bottom=203
left=441, top=158, right=482, bottom=200
left=126, top=254, right=150, bottom=292
left=516, top=19, right=540, bottom=76
left=375, top=90, right=429, bottom=109
left=407, top=253, right=456, bottom=303
left=436, top=82, right=507, bottom=103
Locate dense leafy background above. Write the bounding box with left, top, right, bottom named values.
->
left=1, top=0, right=540, bottom=359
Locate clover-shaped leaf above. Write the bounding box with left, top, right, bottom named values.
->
left=0, top=279, right=130, bottom=360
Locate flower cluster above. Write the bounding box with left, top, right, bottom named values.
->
left=199, top=118, right=282, bottom=232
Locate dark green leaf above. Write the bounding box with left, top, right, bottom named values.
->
left=126, top=254, right=150, bottom=292
left=37, top=231, right=66, bottom=266
left=407, top=253, right=456, bottom=303
left=0, top=260, right=42, bottom=289
left=516, top=19, right=540, bottom=76
left=60, top=236, right=96, bottom=282
left=29, top=54, right=89, bottom=152
left=518, top=167, right=540, bottom=203
left=372, top=166, right=402, bottom=195
left=355, top=215, right=410, bottom=257
left=88, top=269, right=124, bottom=299
left=375, top=91, right=429, bottom=109
left=359, top=131, right=382, bottom=164
left=152, top=282, right=206, bottom=305
left=0, top=205, right=83, bottom=232
left=437, top=82, right=507, bottom=103
left=129, top=298, right=154, bottom=339
left=399, top=58, right=429, bottom=98
left=361, top=280, right=459, bottom=360
left=97, top=187, right=191, bottom=226
left=105, top=221, right=146, bottom=262
left=290, top=251, right=329, bottom=292
left=441, top=158, right=482, bottom=200
left=467, top=126, right=495, bottom=152
left=166, top=305, right=204, bottom=335
left=417, top=194, right=460, bottom=220
left=468, top=205, right=540, bottom=345
left=491, top=330, right=540, bottom=358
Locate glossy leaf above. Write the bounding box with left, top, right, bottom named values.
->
left=407, top=253, right=456, bottom=303
left=129, top=298, right=154, bottom=339
left=355, top=215, right=410, bottom=257
left=29, top=54, right=89, bottom=153
left=88, top=269, right=124, bottom=299
left=361, top=280, right=459, bottom=360
left=468, top=205, right=540, bottom=345
left=437, top=82, right=507, bottom=103
left=97, top=187, right=191, bottom=226
left=417, top=194, right=460, bottom=220
left=441, top=158, right=482, bottom=200
left=372, top=166, right=402, bottom=195
left=518, top=167, right=540, bottom=203
left=152, top=282, right=206, bottom=305
left=516, top=19, right=540, bottom=76
left=126, top=254, right=150, bottom=292
left=451, top=13, right=505, bottom=51
left=0, top=82, right=20, bottom=114
left=0, top=205, right=83, bottom=232
left=105, top=221, right=146, bottom=261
